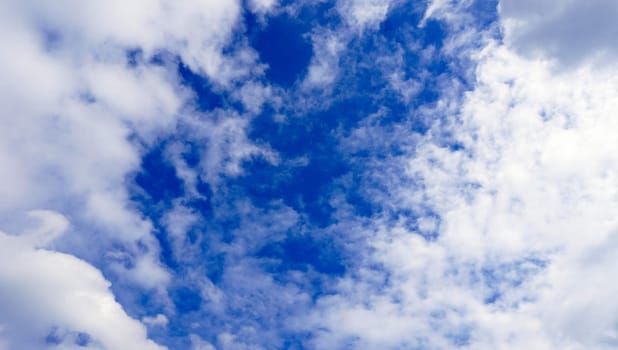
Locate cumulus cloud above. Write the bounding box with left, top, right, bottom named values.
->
left=0, top=0, right=179, bottom=295
left=0, top=211, right=165, bottom=349
left=439, top=43, right=618, bottom=348
left=0, top=0, right=273, bottom=347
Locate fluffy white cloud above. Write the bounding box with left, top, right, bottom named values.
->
left=444, top=41, right=618, bottom=349
left=0, top=211, right=165, bottom=350
left=0, top=0, right=258, bottom=217
left=0, top=0, right=183, bottom=293
left=0, top=0, right=269, bottom=347
left=304, top=2, right=618, bottom=349
left=5, top=0, right=248, bottom=83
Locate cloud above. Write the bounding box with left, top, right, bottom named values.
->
left=0, top=25, right=174, bottom=300
left=499, top=0, right=618, bottom=67
left=338, top=0, right=395, bottom=30
left=0, top=0, right=256, bottom=222
left=0, top=0, right=276, bottom=347
left=6, top=1, right=618, bottom=349
left=247, top=0, right=279, bottom=14
left=303, top=29, right=345, bottom=87
left=142, top=314, right=169, bottom=328
left=5, top=0, right=248, bottom=83
left=0, top=211, right=165, bottom=349
left=443, top=42, right=618, bottom=349
left=295, top=2, right=618, bottom=349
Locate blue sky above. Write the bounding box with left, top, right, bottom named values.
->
left=2, top=0, right=618, bottom=349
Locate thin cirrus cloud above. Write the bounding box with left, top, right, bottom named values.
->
left=1, top=0, right=618, bottom=349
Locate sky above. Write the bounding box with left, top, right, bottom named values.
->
left=1, top=0, right=618, bottom=349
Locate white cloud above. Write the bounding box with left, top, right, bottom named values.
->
left=4, top=0, right=247, bottom=84
left=303, top=3, right=618, bottom=349
left=142, top=314, right=169, bottom=328
left=190, top=335, right=216, bottom=350
left=303, top=30, right=346, bottom=88
left=447, top=42, right=618, bottom=349
left=338, top=0, right=395, bottom=30
left=5, top=0, right=618, bottom=348
left=0, top=211, right=165, bottom=349
left=0, top=14, right=172, bottom=291
left=0, top=0, right=272, bottom=347
left=232, top=81, right=274, bottom=115
left=247, top=0, right=279, bottom=14
left=421, top=0, right=497, bottom=61
left=161, top=203, right=201, bottom=264
left=184, top=111, right=279, bottom=185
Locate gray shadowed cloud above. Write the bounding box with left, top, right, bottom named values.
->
left=499, top=0, right=618, bottom=68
